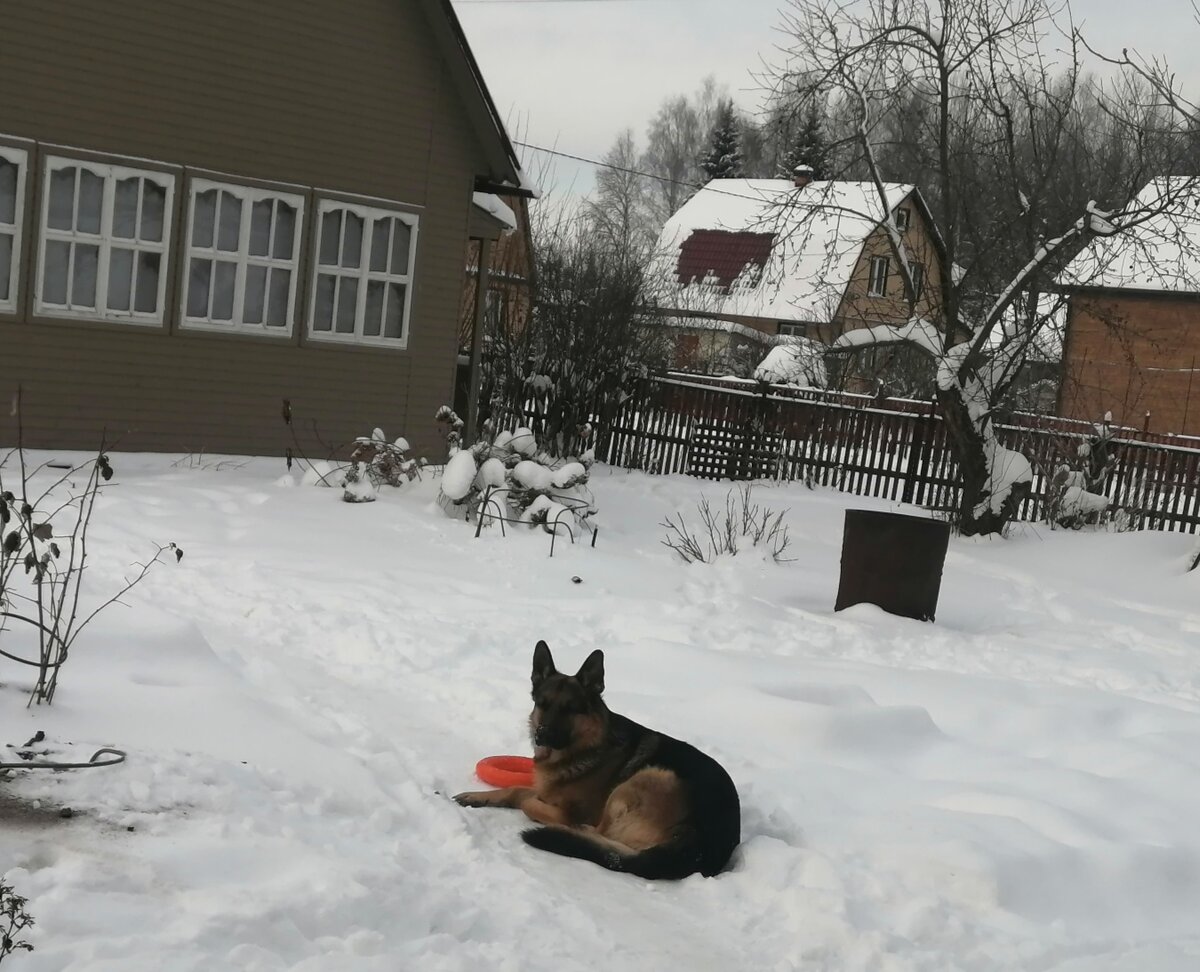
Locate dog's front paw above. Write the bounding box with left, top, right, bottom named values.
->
left=453, top=791, right=491, bottom=808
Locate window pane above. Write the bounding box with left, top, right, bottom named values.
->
left=313, top=273, right=335, bottom=330
left=217, top=193, right=242, bottom=252
left=212, top=260, right=236, bottom=319
left=0, top=159, right=16, bottom=225
left=342, top=213, right=363, bottom=269
left=391, top=221, right=411, bottom=275
left=107, top=247, right=134, bottom=311
left=48, top=167, right=76, bottom=231
left=0, top=234, right=12, bottom=302
left=187, top=258, right=212, bottom=318
left=249, top=200, right=272, bottom=257
left=134, top=252, right=160, bottom=313
left=364, top=280, right=384, bottom=336
left=384, top=283, right=405, bottom=339
left=72, top=243, right=99, bottom=306
left=77, top=169, right=103, bottom=234
left=243, top=264, right=267, bottom=323
left=43, top=240, right=70, bottom=304
left=335, top=276, right=358, bottom=333
left=267, top=267, right=290, bottom=326
left=319, top=211, right=342, bottom=266
left=141, top=181, right=165, bottom=243
left=113, top=178, right=140, bottom=240
left=192, top=189, right=216, bottom=248
left=370, top=219, right=390, bottom=272
left=273, top=202, right=295, bottom=260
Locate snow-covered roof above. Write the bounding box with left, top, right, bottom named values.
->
left=650, top=179, right=916, bottom=324
left=1058, top=177, right=1200, bottom=293
left=471, top=192, right=517, bottom=231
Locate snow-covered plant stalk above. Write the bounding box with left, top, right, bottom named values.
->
left=1, top=393, right=180, bottom=704
left=0, top=881, right=34, bottom=963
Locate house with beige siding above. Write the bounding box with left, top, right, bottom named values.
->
left=647, top=171, right=945, bottom=382
left=0, top=0, right=526, bottom=457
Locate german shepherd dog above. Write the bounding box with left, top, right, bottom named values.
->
left=454, top=641, right=740, bottom=880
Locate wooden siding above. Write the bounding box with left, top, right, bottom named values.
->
left=0, top=0, right=495, bottom=458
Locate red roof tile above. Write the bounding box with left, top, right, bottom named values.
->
left=676, top=230, right=775, bottom=292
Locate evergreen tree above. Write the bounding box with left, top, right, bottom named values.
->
left=699, top=99, right=744, bottom=182
left=780, top=101, right=831, bottom=181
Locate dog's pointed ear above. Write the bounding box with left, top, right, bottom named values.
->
left=575, top=649, right=605, bottom=695
left=532, top=640, right=556, bottom=690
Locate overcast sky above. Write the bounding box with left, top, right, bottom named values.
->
left=453, top=0, right=1200, bottom=198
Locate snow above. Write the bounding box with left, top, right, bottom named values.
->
left=651, top=178, right=917, bottom=324
left=470, top=192, right=517, bottom=231
left=441, top=450, right=478, bottom=501
left=478, top=457, right=507, bottom=489
left=753, top=338, right=828, bottom=388
left=1060, top=484, right=1110, bottom=519
left=3, top=455, right=1200, bottom=971
left=512, top=459, right=553, bottom=491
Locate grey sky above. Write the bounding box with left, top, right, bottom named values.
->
left=454, top=0, right=1200, bottom=198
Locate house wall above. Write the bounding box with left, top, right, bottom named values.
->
left=1061, top=292, right=1200, bottom=435
left=835, top=195, right=945, bottom=337
left=0, top=0, right=491, bottom=458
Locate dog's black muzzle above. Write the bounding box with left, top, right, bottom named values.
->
left=534, top=725, right=568, bottom=749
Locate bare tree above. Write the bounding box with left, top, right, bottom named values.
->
left=583, top=129, right=654, bottom=262
left=641, top=77, right=726, bottom=228
left=770, top=0, right=1198, bottom=535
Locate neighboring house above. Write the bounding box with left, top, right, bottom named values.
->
left=1058, top=179, right=1200, bottom=435
left=0, top=0, right=526, bottom=457
left=648, top=171, right=945, bottom=380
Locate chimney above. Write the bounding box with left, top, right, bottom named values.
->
left=792, top=164, right=814, bottom=189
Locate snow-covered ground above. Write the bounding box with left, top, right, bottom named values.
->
left=3, top=456, right=1200, bottom=971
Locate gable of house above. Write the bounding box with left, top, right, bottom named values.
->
left=650, top=179, right=921, bottom=327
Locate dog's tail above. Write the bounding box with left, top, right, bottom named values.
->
left=520, top=827, right=702, bottom=880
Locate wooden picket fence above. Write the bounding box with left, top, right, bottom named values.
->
left=508, top=373, right=1200, bottom=534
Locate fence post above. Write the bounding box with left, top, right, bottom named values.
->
left=902, top=400, right=936, bottom=506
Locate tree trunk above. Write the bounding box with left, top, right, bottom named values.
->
left=935, top=385, right=1030, bottom=537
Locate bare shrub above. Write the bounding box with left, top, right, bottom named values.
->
left=661, top=484, right=793, bottom=563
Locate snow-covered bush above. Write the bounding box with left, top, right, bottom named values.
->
left=435, top=417, right=596, bottom=533
left=1045, top=416, right=1116, bottom=529
left=339, top=428, right=424, bottom=503
left=661, top=485, right=792, bottom=564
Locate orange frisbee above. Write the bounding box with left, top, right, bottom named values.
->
left=475, top=755, right=535, bottom=788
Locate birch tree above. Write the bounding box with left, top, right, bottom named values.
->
left=772, top=0, right=1198, bottom=536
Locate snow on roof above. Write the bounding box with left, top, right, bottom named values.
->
left=471, top=192, right=517, bottom=231
left=1058, top=177, right=1200, bottom=293
left=650, top=178, right=915, bottom=324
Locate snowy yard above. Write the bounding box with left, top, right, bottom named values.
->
left=3, top=456, right=1200, bottom=971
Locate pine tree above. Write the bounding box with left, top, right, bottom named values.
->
left=780, top=101, right=831, bottom=181
left=699, top=100, right=744, bottom=182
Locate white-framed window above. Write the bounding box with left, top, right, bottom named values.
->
left=778, top=322, right=808, bottom=337
left=0, top=145, right=28, bottom=313
left=308, top=199, right=417, bottom=348
left=181, top=178, right=305, bottom=335
left=35, top=156, right=175, bottom=323
left=893, top=207, right=910, bottom=232
left=868, top=255, right=889, bottom=297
